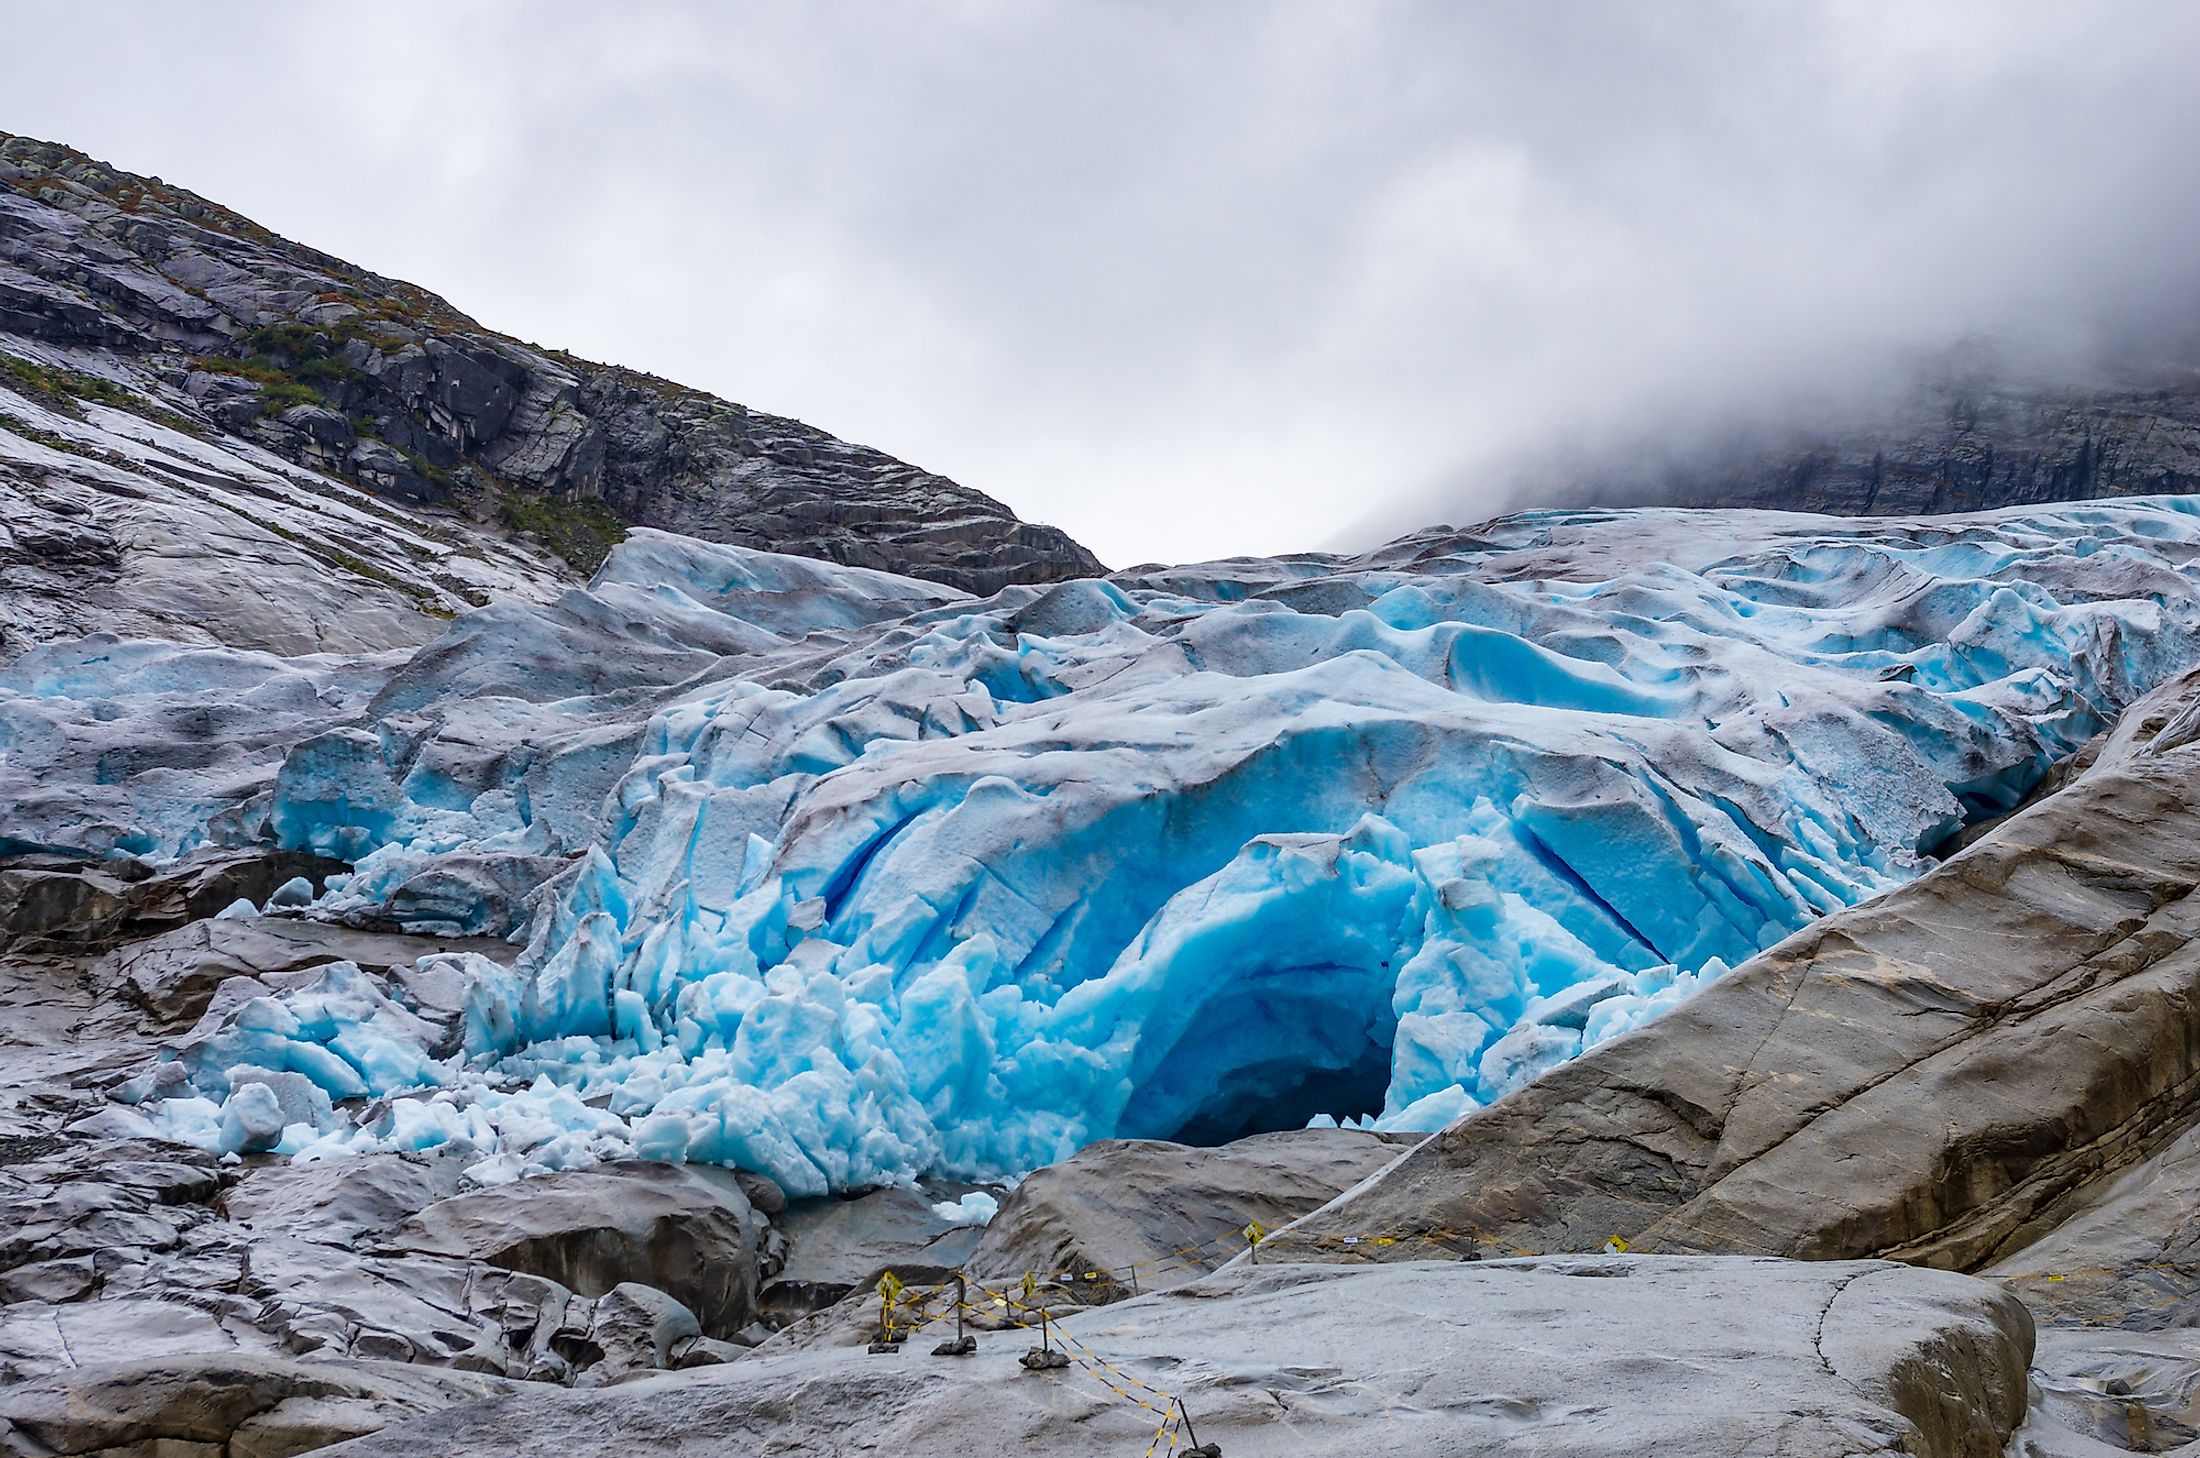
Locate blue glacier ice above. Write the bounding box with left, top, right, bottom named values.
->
left=16, top=501, right=2200, bottom=1196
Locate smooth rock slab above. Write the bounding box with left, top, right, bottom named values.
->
left=319, top=1256, right=2033, bottom=1458
left=0, top=1352, right=512, bottom=1458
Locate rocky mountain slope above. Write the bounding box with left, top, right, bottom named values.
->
left=1568, top=349, right=2200, bottom=517
left=0, top=131, right=1100, bottom=606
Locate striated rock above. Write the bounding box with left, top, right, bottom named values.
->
left=1986, top=1113, right=2200, bottom=1332
left=0, top=372, right=577, bottom=660
left=966, top=1129, right=1411, bottom=1298
left=388, top=1161, right=766, bottom=1339
left=0, top=1353, right=512, bottom=1458
left=319, top=1257, right=2035, bottom=1458
left=0, top=130, right=1102, bottom=607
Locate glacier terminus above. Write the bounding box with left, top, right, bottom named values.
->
left=10, top=499, right=2200, bottom=1198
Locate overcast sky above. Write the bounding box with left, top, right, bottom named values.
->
left=10, top=2, right=2200, bottom=565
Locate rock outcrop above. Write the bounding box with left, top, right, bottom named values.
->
left=0, top=129, right=1102, bottom=623
left=1568, top=349, right=2200, bottom=518
left=389, top=1162, right=767, bottom=1339
left=964, top=1129, right=1411, bottom=1297
left=0, top=847, right=345, bottom=953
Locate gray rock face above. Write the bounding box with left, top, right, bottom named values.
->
left=1986, top=1114, right=2200, bottom=1332
left=0, top=848, right=347, bottom=953
left=0, top=1353, right=514, bottom=1458
left=966, top=1129, right=1412, bottom=1298
left=2012, top=1327, right=2200, bottom=1455
left=389, top=1161, right=766, bottom=1339
left=88, top=915, right=516, bottom=1029
left=0, top=1136, right=762, bottom=1396
left=1272, top=679, right=2200, bottom=1273
left=0, top=131, right=1102, bottom=604
left=1568, top=351, right=2200, bottom=518
left=318, top=1257, right=2035, bottom=1458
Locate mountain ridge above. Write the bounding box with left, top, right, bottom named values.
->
left=0, top=130, right=1102, bottom=595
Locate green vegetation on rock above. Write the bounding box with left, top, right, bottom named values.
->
left=498, top=491, right=629, bottom=574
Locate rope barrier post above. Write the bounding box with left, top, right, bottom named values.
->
left=1019, top=1307, right=1070, bottom=1371
left=931, top=1272, right=977, bottom=1356
left=1176, top=1398, right=1221, bottom=1457
left=868, top=1270, right=906, bottom=1355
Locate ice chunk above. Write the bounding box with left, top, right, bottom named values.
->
left=218, top=1081, right=288, bottom=1155
left=263, top=876, right=315, bottom=909
left=931, top=1191, right=1000, bottom=1226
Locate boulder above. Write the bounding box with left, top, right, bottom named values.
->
left=967, top=1128, right=1411, bottom=1299
left=388, top=1161, right=765, bottom=1338
left=315, top=1256, right=2036, bottom=1458
left=582, top=1282, right=702, bottom=1379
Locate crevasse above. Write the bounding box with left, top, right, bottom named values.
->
left=40, top=502, right=2200, bottom=1194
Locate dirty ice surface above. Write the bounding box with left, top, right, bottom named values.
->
left=17, top=501, right=2200, bottom=1196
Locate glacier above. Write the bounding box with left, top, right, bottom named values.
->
left=12, top=500, right=2200, bottom=1196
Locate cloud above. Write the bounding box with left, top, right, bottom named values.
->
left=8, top=1, right=2198, bottom=563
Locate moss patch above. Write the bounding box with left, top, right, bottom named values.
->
left=498, top=491, right=629, bottom=574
